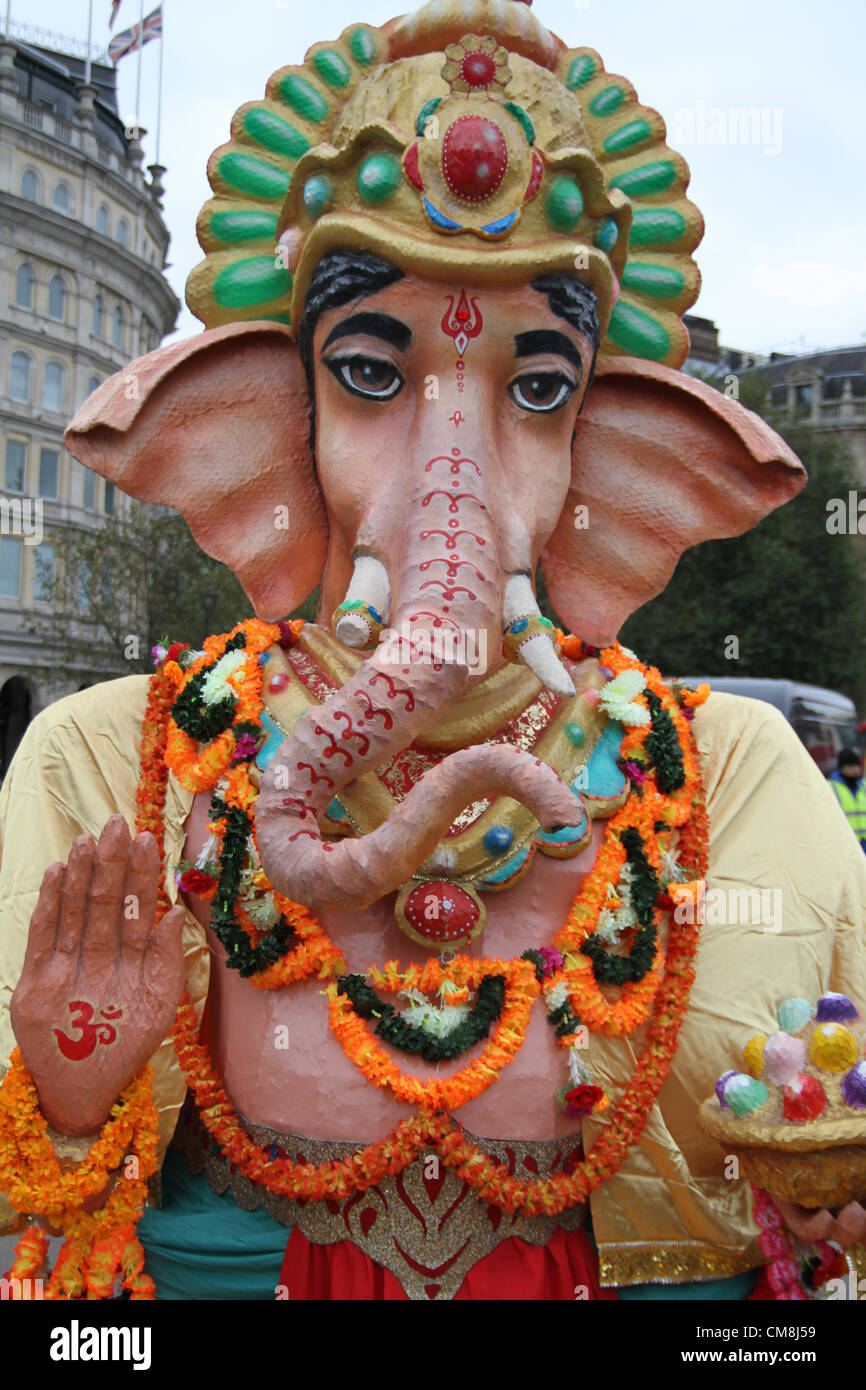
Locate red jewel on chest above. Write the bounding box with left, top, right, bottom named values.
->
left=402, top=881, right=480, bottom=944
left=268, top=673, right=290, bottom=694
left=441, top=116, right=508, bottom=203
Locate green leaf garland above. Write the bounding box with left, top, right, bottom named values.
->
left=337, top=973, right=506, bottom=1062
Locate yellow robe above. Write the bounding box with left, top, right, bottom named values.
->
left=1, top=675, right=864, bottom=1285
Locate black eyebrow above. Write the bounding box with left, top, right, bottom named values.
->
left=322, top=312, right=412, bottom=353
left=513, top=330, right=583, bottom=375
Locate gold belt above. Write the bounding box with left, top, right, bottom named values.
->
left=173, top=1103, right=585, bottom=1301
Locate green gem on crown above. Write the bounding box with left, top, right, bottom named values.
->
left=415, top=97, right=442, bottom=138
left=303, top=174, right=334, bottom=219
left=356, top=152, right=402, bottom=205
left=595, top=217, right=619, bottom=253
left=544, top=176, right=584, bottom=232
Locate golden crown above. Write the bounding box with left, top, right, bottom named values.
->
left=187, top=0, right=703, bottom=368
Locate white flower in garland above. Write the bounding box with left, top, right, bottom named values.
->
left=567, top=1050, right=593, bottom=1088
left=595, top=864, right=638, bottom=945
left=242, top=890, right=281, bottom=929
left=544, top=979, right=569, bottom=1012
left=200, top=649, right=248, bottom=706
left=399, top=982, right=473, bottom=1038
left=599, top=668, right=650, bottom=726
left=235, top=836, right=281, bottom=929
left=660, top=848, right=688, bottom=886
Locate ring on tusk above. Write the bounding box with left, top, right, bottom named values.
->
left=333, top=599, right=385, bottom=649
left=501, top=613, right=556, bottom=663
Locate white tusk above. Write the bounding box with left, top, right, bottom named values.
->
left=502, top=574, right=575, bottom=696
left=519, top=633, right=575, bottom=696
left=335, top=555, right=391, bottom=649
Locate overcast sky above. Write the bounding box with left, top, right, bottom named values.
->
left=19, top=0, right=866, bottom=354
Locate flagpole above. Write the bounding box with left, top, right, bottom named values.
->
left=84, top=0, right=93, bottom=85
left=4, top=3, right=11, bottom=40
left=155, top=0, right=164, bottom=166
left=134, top=0, right=144, bottom=133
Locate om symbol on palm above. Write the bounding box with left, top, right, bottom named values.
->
left=52, top=1000, right=123, bottom=1062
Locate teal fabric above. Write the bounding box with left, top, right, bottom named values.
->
left=138, top=1151, right=289, bottom=1301
left=617, top=1271, right=757, bottom=1301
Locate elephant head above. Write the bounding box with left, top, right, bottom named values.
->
left=65, top=252, right=805, bottom=912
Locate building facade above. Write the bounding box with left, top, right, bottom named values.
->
left=0, top=33, right=179, bottom=772
left=684, top=314, right=866, bottom=485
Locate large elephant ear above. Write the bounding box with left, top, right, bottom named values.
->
left=541, top=358, right=807, bottom=647
left=64, top=321, right=326, bottom=620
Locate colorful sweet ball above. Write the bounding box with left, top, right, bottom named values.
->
left=762, top=1031, right=806, bottom=1086
left=815, top=992, right=860, bottom=1024
left=783, top=1073, right=827, bottom=1122
left=841, top=1061, right=866, bottom=1109
left=715, top=1069, right=738, bottom=1107
left=742, top=1034, right=767, bottom=1077
left=722, top=1072, right=769, bottom=1117
left=809, top=1022, right=859, bottom=1073
left=777, top=997, right=813, bottom=1034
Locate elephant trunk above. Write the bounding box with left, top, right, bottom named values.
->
left=256, top=447, right=583, bottom=911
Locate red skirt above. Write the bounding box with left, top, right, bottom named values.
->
left=279, top=1224, right=619, bottom=1301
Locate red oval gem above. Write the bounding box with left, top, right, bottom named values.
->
left=441, top=116, right=508, bottom=203
left=402, top=881, right=480, bottom=943
left=268, top=673, right=290, bottom=694
left=403, top=141, right=423, bottom=191
left=460, top=52, right=497, bottom=88
left=524, top=150, right=543, bottom=204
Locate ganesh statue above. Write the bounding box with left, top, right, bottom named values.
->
left=1, top=0, right=865, bottom=1304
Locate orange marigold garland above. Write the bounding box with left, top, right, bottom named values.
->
left=0, top=1050, right=158, bottom=1299
left=327, top=957, right=540, bottom=1110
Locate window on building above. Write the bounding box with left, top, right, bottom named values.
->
left=33, top=543, right=55, bottom=603
left=53, top=183, right=71, bottom=215
left=15, top=263, right=34, bottom=310
left=0, top=539, right=22, bottom=598
left=104, top=481, right=116, bottom=516
left=770, top=384, right=787, bottom=408
left=88, top=375, right=101, bottom=397
left=20, top=169, right=39, bottom=202
left=48, top=274, right=66, bottom=321
left=117, top=218, right=129, bottom=247
left=78, top=559, right=91, bottom=611
left=5, top=440, right=26, bottom=493
left=93, top=294, right=104, bottom=337
left=113, top=306, right=123, bottom=349
left=38, top=448, right=59, bottom=499
left=83, top=467, right=96, bottom=511
left=97, top=204, right=110, bottom=235
left=43, top=362, right=64, bottom=413
left=9, top=352, right=31, bottom=404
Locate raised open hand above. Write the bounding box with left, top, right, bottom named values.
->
left=10, top=814, right=186, bottom=1137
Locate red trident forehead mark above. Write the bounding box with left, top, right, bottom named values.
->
left=442, top=290, right=482, bottom=397
left=441, top=290, right=483, bottom=355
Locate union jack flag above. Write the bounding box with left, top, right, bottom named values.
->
left=108, top=6, right=162, bottom=64
left=109, top=1, right=123, bottom=29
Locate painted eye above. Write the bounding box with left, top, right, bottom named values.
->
left=509, top=372, right=576, bottom=413
left=326, top=355, right=403, bottom=400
